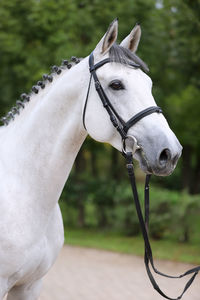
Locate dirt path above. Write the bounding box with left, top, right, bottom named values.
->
left=40, top=245, right=199, bottom=300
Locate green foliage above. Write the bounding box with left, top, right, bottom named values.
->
left=1, top=0, right=200, bottom=193
left=166, top=86, right=200, bottom=147
left=61, top=174, right=200, bottom=243
left=1, top=0, right=200, bottom=250
left=65, top=228, right=200, bottom=264
left=149, top=185, right=200, bottom=242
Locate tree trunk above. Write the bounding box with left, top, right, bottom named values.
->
left=181, top=145, right=192, bottom=191
left=111, top=148, right=121, bottom=180
left=190, top=151, right=200, bottom=194
left=90, top=150, right=98, bottom=177
left=97, top=205, right=108, bottom=228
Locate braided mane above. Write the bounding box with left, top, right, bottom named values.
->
left=0, top=56, right=81, bottom=126
left=1, top=45, right=148, bottom=127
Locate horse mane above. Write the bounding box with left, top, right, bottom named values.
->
left=0, top=56, right=82, bottom=126
left=109, top=43, right=149, bottom=72
left=1, top=45, right=148, bottom=127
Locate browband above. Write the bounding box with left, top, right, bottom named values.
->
left=90, top=57, right=141, bottom=72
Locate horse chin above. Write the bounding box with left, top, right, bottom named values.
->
left=134, top=149, right=175, bottom=177
left=151, top=166, right=174, bottom=177
left=134, top=149, right=153, bottom=174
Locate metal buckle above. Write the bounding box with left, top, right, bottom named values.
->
left=122, top=135, right=140, bottom=155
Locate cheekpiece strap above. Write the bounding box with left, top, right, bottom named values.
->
left=89, top=52, right=162, bottom=138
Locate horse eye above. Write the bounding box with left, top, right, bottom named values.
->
left=109, top=80, right=124, bottom=90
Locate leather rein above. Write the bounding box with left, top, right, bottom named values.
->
left=83, top=52, right=200, bottom=300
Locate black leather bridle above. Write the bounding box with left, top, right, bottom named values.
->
left=83, top=52, right=200, bottom=300
left=83, top=52, right=162, bottom=147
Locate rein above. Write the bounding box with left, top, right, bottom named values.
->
left=83, top=52, right=200, bottom=299
left=126, top=152, right=200, bottom=300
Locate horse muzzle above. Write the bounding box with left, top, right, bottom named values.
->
left=135, top=141, right=182, bottom=176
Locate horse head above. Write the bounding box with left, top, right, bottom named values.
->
left=83, top=19, right=182, bottom=176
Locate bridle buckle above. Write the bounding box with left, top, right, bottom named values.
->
left=122, top=135, right=140, bottom=155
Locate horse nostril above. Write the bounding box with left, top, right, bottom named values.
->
left=159, top=148, right=171, bottom=166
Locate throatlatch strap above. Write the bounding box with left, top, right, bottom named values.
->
left=125, top=152, right=200, bottom=300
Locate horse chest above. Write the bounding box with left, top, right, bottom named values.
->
left=0, top=203, right=64, bottom=287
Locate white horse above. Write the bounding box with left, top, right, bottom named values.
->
left=0, top=20, right=182, bottom=299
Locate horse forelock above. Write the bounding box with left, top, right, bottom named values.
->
left=109, top=43, right=149, bottom=72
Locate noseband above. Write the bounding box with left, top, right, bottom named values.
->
left=83, top=52, right=200, bottom=300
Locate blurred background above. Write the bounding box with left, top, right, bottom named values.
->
left=0, top=0, right=200, bottom=263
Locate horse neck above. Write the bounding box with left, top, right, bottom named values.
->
left=2, top=58, right=88, bottom=212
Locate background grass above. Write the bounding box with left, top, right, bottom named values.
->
left=64, top=228, right=200, bottom=265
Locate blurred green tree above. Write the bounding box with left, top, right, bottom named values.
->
left=161, top=0, right=200, bottom=193
left=0, top=0, right=200, bottom=210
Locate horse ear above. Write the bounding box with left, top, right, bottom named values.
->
left=120, top=24, right=141, bottom=53
left=94, top=19, right=118, bottom=56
